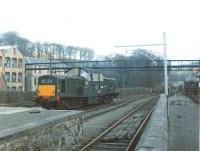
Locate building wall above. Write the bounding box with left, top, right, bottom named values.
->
left=0, top=46, right=25, bottom=91
left=26, top=66, right=50, bottom=91
left=0, top=73, right=7, bottom=91
left=195, top=75, right=200, bottom=99
left=0, top=51, right=3, bottom=73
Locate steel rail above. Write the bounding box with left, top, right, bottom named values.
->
left=80, top=101, right=148, bottom=151
left=125, top=106, right=155, bottom=151
left=83, top=96, right=142, bottom=121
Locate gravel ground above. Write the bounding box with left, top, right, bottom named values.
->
left=103, top=99, right=157, bottom=141
left=81, top=96, right=156, bottom=145
left=0, top=107, right=78, bottom=130
left=168, top=93, right=199, bottom=151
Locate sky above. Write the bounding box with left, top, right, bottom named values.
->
left=0, top=0, right=200, bottom=59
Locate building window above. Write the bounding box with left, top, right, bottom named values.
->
left=34, top=77, right=37, bottom=86
left=18, top=59, right=22, bottom=67
left=5, top=57, right=11, bottom=67
left=5, top=72, right=10, bottom=82
left=11, top=87, right=16, bottom=91
left=12, top=72, right=17, bottom=82
left=12, top=58, right=17, bottom=67
left=18, top=73, right=22, bottom=82
left=18, top=86, right=22, bottom=91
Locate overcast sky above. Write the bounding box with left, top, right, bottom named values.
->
left=0, top=0, right=200, bottom=59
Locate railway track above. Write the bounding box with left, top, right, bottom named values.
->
left=83, top=95, right=146, bottom=120
left=80, top=98, right=157, bottom=151
left=185, top=95, right=199, bottom=104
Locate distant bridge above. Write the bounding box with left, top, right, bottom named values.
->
left=25, top=60, right=200, bottom=72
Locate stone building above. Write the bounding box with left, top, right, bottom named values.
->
left=25, top=57, right=50, bottom=91
left=0, top=46, right=24, bottom=91
left=25, top=57, right=67, bottom=91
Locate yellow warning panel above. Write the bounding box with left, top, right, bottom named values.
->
left=38, top=85, right=55, bottom=97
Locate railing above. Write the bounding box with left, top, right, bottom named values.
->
left=116, top=87, right=158, bottom=98
left=25, top=60, right=200, bottom=72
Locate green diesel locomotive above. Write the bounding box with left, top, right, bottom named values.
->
left=35, top=73, right=119, bottom=109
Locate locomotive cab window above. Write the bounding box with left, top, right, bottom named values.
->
left=38, top=76, right=56, bottom=85
left=41, top=78, right=53, bottom=84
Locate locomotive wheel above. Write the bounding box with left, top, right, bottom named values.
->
left=54, top=102, right=63, bottom=110
left=76, top=101, right=81, bottom=109
left=42, top=101, right=52, bottom=109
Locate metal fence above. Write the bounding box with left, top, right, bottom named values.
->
left=0, top=88, right=159, bottom=105
left=0, top=91, right=35, bottom=104
left=116, top=87, right=158, bottom=98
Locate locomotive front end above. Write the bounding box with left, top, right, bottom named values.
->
left=35, top=75, right=58, bottom=108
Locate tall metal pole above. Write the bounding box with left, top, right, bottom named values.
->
left=115, top=33, right=168, bottom=95
left=163, top=32, right=168, bottom=96
left=50, top=53, right=52, bottom=75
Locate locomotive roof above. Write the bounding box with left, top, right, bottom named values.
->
left=26, top=57, right=67, bottom=67
left=185, top=72, right=200, bottom=82
left=39, top=74, right=85, bottom=80
left=103, top=77, right=116, bottom=81
left=195, top=73, right=200, bottom=77
left=185, top=75, right=197, bottom=82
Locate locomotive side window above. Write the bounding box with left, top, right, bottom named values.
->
left=60, top=79, right=66, bottom=93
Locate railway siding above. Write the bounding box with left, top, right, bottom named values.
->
left=135, top=94, right=168, bottom=151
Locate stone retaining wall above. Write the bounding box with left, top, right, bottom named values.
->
left=0, top=112, right=83, bottom=151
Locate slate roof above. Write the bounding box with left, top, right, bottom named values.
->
left=185, top=75, right=197, bottom=82
left=26, top=57, right=50, bottom=64
left=195, top=73, right=200, bottom=77
left=0, top=46, right=17, bottom=54
left=0, top=46, right=14, bottom=50
left=25, top=57, right=67, bottom=67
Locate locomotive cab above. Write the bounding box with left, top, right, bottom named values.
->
left=37, top=75, right=57, bottom=97
left=35, top=75, right=86, bottom=109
